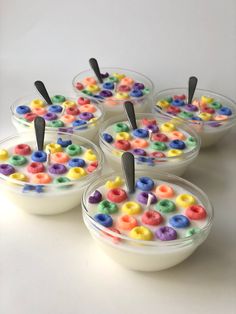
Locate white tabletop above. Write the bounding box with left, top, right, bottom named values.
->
left=1, top=1, right=236, bottom=313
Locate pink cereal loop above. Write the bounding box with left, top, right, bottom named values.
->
left=214, top=115, right=228, bottom=121
left=170, top=131, right=186, bottom=140
left=32, top=107, right=47, bottom=115
left=120, top=77, right=134, bottom=86
left=82, top=77, right=97, bottom=86
left=61, top=115, right=76, bottom=123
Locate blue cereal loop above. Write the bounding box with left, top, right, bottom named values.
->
left=49, top=105, right=63, bottom=113
left=31, top=151, right=47, bottom=162
left=68, top=158, right=86, bottom=167
left=218, top=107, right=232, bottom=116
left=72, top=120, right=87, bottom=129
left=169, top=215, right=190, bottom=228
left=172, top=99, right=185, bottom=107
left=136, top=177, right=154, bottom=191
left=130, top=89, right=143, bottom=98
left=137, top=157, right=155, bottom=166
left=103, top=82, right=114, bottom=90
left=16, top=105, right=31, bottom=115
left=57, top=138, right=72, bottom=147
left=102, top=133, right=113, bottom=143
left=94, top=213, right=113, bottom=227
left=169, top=139, right=186, bottom=150
left=132, top=128, right=149, bottom=138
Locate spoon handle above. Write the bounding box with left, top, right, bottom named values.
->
left=89, top=58, right=103, bottom=84
left=34, top=80, right=52, bottom=105
left=188, top=76, right=198, bottom=104
left=122, top=152, right=135, bottom=194
left=124, top=101, right=137, bottom=130
left=34, top=117, right=45, bottom=151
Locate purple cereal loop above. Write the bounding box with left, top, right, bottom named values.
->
left=132, top=149, right=147, bottom=156
left=43, top=112, right=57, bottom=121
left=137, top=192, right=157, bottom=205
left=145, top=124, right=159, bottom=133
left=48, top=163, right=67, bottom=175
left=133, top=82, right=145, bottom=90
left=58, top=127, right=74, bottom=134
left=89, top=190, right=102, bottom=204
left=0, top=164, right=15, bottom=176
left=185, top=104, right=198, bottom=112
left=155, top=226, right=177, bottom=241
left=99, top=90, right=113, bottom=98
left=79, top=112, right=94, bottom=121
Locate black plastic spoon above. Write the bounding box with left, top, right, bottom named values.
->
left=34, top=80, right=52, bottom=105
left=124, top=101, right=138, bottom=130
left=34, top=116, right=45, bottom=151
left=89, top=58, right=103, bottom=84
left=188, top=76, right=198, bottom=104
left=121, top=152, right=135, bottom=194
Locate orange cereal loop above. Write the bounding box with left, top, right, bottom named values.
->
left=155, top=184, right=175, bottom=199
left=131, top=139, right=148, bottom=148
left=61, top=114, right=76, bottom=123
left=79, top=104, right=96, bottom=113
left=104, top=97, right=118, bottom=106
left=32, top=173, right=52, bottom=184
left=82, top=77, right=97, bottom=86
left=51, top=152, right=69, bottom=163
left=32, top=107, right=47, bottom=116
left=120, top=77, right=134, bottom=86
left=170, top=131, right=186, bottom=141
left=117, top=215, right=138, bottom=231
left=214, top=115, right=228, bottom=121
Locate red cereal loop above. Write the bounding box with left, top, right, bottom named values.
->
left=202, top=107, right=215, bottom=114
left=167, top=105, right=181, bottom=114
left=149, top=152, right=166, bottom=161
left=141, top=118, right=157, bottom=126
left=114, top=140, right=131, bottom=151
left=152, top=133, right=169, bottom=142
left=76, top=82, right=84, bottom=90
left=173, top=94, right=186, bottom=100
left=27, top=162, right=45, bottom=174
left=102, top=227, right=121, bottom=244
left=66, top=106, right=80, bottom=115
left=87, top=161, right=98, bottom=173
left=107, top=188, right=127, bottom=203
left=141, top=210, right=162, bottom=226
left=118, top=85, right=131, bottom=92
left=185, top=205, right=207, bottom=220
left=77, top=97, right=90, bottom=105
left=24, top=113, right=37, bottom=122
left=14, top=144, right=31, bottom=155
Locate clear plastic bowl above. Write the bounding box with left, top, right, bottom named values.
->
left=0, top=131, right=104, bottom=215
left=153, top=88, right=236, bottom=147
left=72, top=67, right=154, bottom=119
left=11, top=92, right=104, bottom=141
left=82, top=170, right=213, bottom=271
left=99, top=113, right=201, bottom=176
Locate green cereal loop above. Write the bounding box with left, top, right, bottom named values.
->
left=9, top=155, right=27, bottom=166
left=48, top=120, right=64, bottom=128
left=151, top=141, right=167, bottom=151
left=51, top=95, right=66, bottom=103
left=156, top=199, right=176, bottom=213
left=114, top=122, right=130, bottom=133
left=98, top=200, right=118, bottom=214
left=54, top=176, right=71, bottom=189
left=107, top=76, right=119, bottom=83
left=186, top=136, right=197, bottom=148
left=66, top=144, right=82, bottom=156
left=142, top=88, right=150, bottom=95
left=209, top=101, right=222, bottom=110
left=165, top=96, right=173, bottom=103
left=82, top=90, right=93, bottom=96
left=185, top=227, right=201, bottom=237
left=178, top=111, right=194, bottom=119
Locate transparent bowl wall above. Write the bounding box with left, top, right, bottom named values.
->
left=82, top=171, right=213, bottom=271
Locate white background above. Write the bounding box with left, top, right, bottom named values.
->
left=0, top=0, right=236, bottom=313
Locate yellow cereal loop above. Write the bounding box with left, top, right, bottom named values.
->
left=105, top=176, right=123, bottom=189
left=86, top=84, right=100, bottom=93
left=112, top=150, right=123, bottom=157
left=122, top=202, right=142, bottom=215
left=116, top=132, right=131, bottom=141
left=0, top=149, right=9, bottom=161
left=160, top=122, right=176, bottom=132
left=113, top=73, right=125, bottom=80
left=62, top=100, right=76, bottom=108
left=115, top=92, right=129, bottom=100
left=129, top=226, right=153, bottom=241
left=45, top=143, right=62, bottom=154
left=67, top=167, right=86, bottom=180
left=84, top=149, right=97, bottom=161
left=167, top=149, right=183, bottom=157
left=9, top=172, right=28, bottom=182
left=201, top=96, right=214, bottom=104
left=156, top=100, right=170, bottom=109
left=176, top=194, right=196, bottom=208
left=89, top=118, right=97, bottom=126
left=198, top=112, right=212, bottom=121
left=30, top=99, right=45, bottom=108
